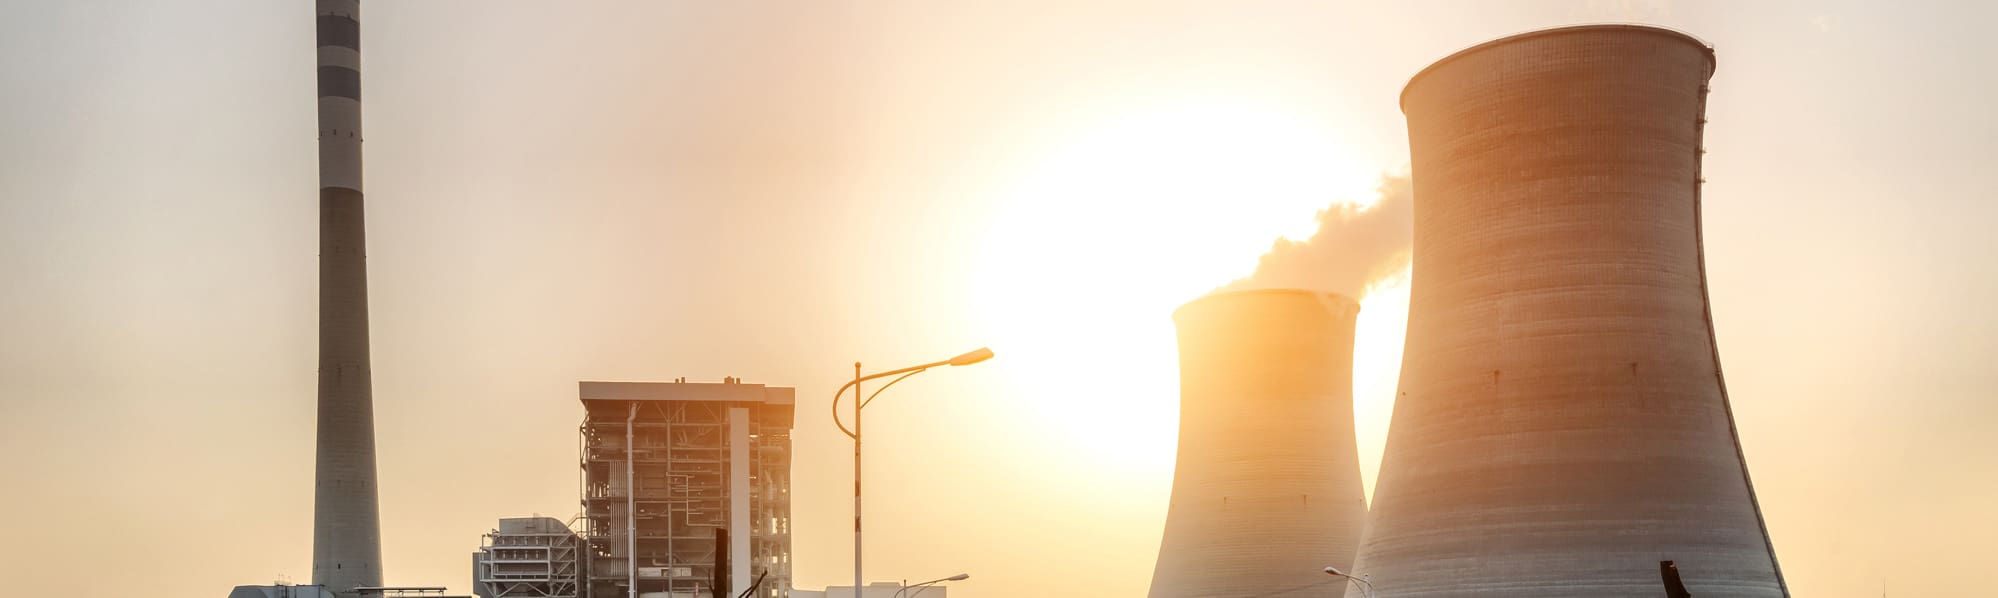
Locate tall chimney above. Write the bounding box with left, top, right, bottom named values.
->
left=311, top=1, right=382, bottom=595
left=1348, top=25, right=1785, bottom=597
left=1149, top=290, right=1369, bottom=598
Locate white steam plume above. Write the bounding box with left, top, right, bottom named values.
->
left=1216, top=175, right=1412, bottom=299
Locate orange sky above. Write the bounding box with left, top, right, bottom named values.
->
left=1, top=2, right=1993, bottom=597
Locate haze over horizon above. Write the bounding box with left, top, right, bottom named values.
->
left=1, top=1, right=1993, bottom=597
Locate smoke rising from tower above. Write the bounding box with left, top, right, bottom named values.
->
left=1218, top=176, right=1412, bottom=299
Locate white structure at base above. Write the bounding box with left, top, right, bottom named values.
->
left=227, top=585, right=336, bottom=598
left=791, top=582, right=947, bottom=598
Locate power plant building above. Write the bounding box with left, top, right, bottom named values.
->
left=1149, top=290, right=1370, bottom=598
left=473, top=517, right=584, bottom=598
left=579, top=380, right=795, bottom=598
left=1348, top=25, right=1787, bottom=597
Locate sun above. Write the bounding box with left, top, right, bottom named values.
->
left=965, top=95, right=1376, bottom=479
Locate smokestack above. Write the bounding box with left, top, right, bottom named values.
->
left=1348, top=26, right=1786, bottom=597
left=311, top=1, right=382, bottom=596
left=1149, top=290, right=1368, bottom=598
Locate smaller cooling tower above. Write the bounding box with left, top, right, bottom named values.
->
left=1148, top=290, right=1368, bottom=598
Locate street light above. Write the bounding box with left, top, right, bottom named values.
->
left=894, top=573, right=970, bottom=598
left=1325, top=566, right=1375, bottom=598
left=832, top=348, right=993, bottom=598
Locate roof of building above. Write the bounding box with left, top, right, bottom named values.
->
left=578, top=380, right=796, bottom=406
left=494, top=516, right=576, bottom=536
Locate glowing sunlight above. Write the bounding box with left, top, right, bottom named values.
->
left=968, top=96, right=1379, bottom=478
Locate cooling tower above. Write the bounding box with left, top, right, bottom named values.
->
left=312, top=1, right=383, bottom=595
left=1347, top=26, right=1786, bottom=597
left=1149, top=290, right=1368, bottom=598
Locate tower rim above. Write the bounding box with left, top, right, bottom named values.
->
left=1399, top=23, right=1716, bottom=114
left=1175, top=288, right=1361, bottom=322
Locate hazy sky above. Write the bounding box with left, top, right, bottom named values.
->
left=1, top=1, right=1993, bottom=596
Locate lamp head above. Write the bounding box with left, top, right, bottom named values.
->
left=1325, top=566, right=1346, bottom=577
left=946, top=574, right=970, bottom=581
left=948, top=347, right=994, bottom=366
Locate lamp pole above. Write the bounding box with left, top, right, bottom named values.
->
left=834, top=348, right=993, bottom=598
left=852, top=361, right=862, bottom=598
left=1324, top=566, right=1375, bottom=598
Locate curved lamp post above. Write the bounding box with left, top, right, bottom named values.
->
left=1324, top=566, right=1375, bottom=598
left=894, top=573, right=970, bottom=598
left=833, top=348, right=993, bottom=598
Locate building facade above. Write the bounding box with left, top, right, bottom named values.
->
left=579, top=380, right=794, bottom=598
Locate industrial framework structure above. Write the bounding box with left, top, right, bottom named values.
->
left=1348, top=25, right=1787, bottom=597
left=580, top=380, right=794, bottom=598
left=473, top=517, right=584, bottom=598
left=1149, top=290, right=1369, bottom=598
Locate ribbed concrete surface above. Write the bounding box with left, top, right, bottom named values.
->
left=1348, top=26, right=1785, bottom=597
left=311, top=1, right=382, bottom=596
left=1150, top=290, right=1368, bottom=598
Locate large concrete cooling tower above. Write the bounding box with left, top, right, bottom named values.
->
left=1347, top=26, right=1786, bottom=597
left=312, top=1, right=383, bottom=595
left=1149, top=290, right=1368, bottom=598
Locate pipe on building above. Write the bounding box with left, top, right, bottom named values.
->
left=627, top=402, right=638, bottom=598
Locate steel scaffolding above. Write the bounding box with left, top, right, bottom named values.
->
left=578, top=380, right=793, bottom=598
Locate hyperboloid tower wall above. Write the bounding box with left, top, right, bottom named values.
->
left=1149, top=290, right=1368, bottom=598
left=311, top=1, right=383, bottom=595
left=1348, top=25, right=1786, bottom=597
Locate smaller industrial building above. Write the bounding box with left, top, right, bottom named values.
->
left=473, top=517, right=584, bottom=598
